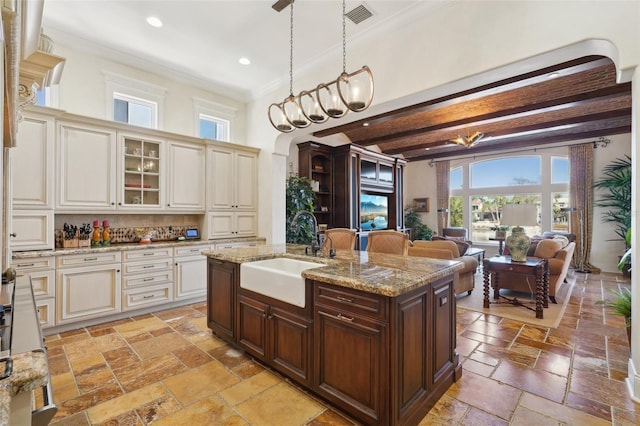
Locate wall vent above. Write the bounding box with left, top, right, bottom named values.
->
left=346, top=4, right=373, bottom=24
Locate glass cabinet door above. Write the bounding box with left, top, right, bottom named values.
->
left=122, top=137, right=161, bottom=207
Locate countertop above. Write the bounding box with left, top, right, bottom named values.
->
left=12, top=237, right=266, bottom=259
left=203, top=244, right=464, bottom=297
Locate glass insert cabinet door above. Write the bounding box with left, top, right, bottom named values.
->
left=122, top=136, right=161, bottom=207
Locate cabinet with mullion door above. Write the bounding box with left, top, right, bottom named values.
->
left=119, top=132, right=164, bottom=210
left=297, top=142, right=333, bottom=227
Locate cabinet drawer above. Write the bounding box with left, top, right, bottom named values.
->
left=36, top=298, right=56, bottom=328
left=214, top=240, right=264, bottom=249
left=57, top=252, right=121, bottom=268
left=123, top=270, right=173, bottom=289
left=27, top=270, right=56, bottom=299
left=174, top=245, right=210, bottom=258
left=122, top=259, right=173, bottom=275
left=123, top=284, right=173, bottom=311
left=122, top=248, right=173, bottom=261
left=13, top=256, right=55, bottom=271
left=315, top=283, right=388, bottom=320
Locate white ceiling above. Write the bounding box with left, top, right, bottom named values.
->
left=42, top=0, right=431, bottom=102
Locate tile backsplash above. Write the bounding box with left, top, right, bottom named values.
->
left=55, top=214, right=201, bottom=248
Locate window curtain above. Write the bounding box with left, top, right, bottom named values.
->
left=569, top=144, right=600, bottom=273
left=436, top=160, right=450, bottom=235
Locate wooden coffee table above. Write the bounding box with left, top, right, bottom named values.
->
left=482, top=256, right=549, bottom=319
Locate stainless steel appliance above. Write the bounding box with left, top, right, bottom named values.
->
left=2, top=273, right=57, bottom=425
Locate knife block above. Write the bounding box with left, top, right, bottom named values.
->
left=63, top=238, right=79, bottom=249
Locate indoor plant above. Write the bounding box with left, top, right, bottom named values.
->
left=594, top=155, right=631, bottom=242
left=597, top=287, right=632, bottom=346
left=286, top=175, right=316, bottom=244
left=404, top=205, right=433, bottom=240
left=490, top=225, right=509, bottom=239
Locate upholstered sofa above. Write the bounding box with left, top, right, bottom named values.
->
left=408, top=240, right=478, bottom=296
left=500, top=237, right=575, bottom=303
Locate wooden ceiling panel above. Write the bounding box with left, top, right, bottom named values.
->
left=313, top=57, right=631, bottom=161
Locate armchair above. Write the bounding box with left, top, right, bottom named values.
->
left=408, top=240, right=478, bottom=296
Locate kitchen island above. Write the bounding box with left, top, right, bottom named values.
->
left=204, top=244, right=464, bottom=425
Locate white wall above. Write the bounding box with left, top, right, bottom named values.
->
left=51, top=44, right=248, bottom=144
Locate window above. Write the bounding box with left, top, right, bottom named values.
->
left=471, top=156, right=541, bottom=188
left=551, top=156, right=569, bottom=184
left=193, top=97, right=236, bottom=142
left=113, top=93, right=156, bottom=128
left=35, top=86, right=60, bottom=108
left=199, top=114, right=229, bottom=141
left=104, top=71, right=166, bottom=130
left=449, top=150, right=568, bottom=244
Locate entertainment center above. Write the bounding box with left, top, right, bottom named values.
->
left=297, top=142, right=407, bottom=249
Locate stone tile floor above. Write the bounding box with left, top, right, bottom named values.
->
left=45, top=271, right=638, bottom=425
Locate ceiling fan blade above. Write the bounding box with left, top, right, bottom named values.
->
left=272, top=0, right=293, bottom=12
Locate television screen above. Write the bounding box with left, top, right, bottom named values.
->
left=360, top=194, right=388, bottom=230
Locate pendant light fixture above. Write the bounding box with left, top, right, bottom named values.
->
left=268, top=0, right=374, bottom=132
left=268, top=0, right=308, bottom=133
left=316, top=0, right=374, bottom=118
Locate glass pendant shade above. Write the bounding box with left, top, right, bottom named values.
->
left=283, top=94, right=309, bottom=128
left=316, top=80, right=347, bottom=118
left=337, top=66, right=374, bottom=112
left=298, top=90, right=327, bottom=123
left=268, top=102, right=294, bottom=133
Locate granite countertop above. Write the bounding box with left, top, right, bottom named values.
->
left=12, top=237, right=265, bottom=259
left=0, top=351, right=49, bottom=424
left=202, top=244, right=464, bottom=297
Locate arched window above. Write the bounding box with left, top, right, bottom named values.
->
left=449, top=151, right=569, bottom=244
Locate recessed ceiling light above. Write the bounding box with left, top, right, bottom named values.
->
left=146, top=16, right=163, bottom=28
left=363, top=122, right=369, bottom=127
left=239, top=57, right=251, bottom=65
left=547, top=72, right=560, bottom=79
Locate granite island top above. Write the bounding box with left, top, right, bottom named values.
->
left=203, top=244, right=464, bottom=297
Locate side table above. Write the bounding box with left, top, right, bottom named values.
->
left=488, top=237, right=505, bottom=256
left=482, top=256, right=549, bottom=319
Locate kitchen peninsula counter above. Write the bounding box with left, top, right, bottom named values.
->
left=205, top=244, right=463, bottom=425
left=202, top=243, right=464, bottom=297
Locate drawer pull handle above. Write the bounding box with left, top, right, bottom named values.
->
left=337, top=313, right=354, bottom=322
left=143, top=277, right=154, bottom=282
left=336, top=296, right=354, bottom=303
left=84, top=257, right=98, bottom=262
left=17, top=263, right=34, bottom=267
left=143, top=253, right=154, bottom=256
left=143, top=295, right=154, bottom=299
left=143, top=265, right=154, bottom=269
left=190, top=249, right=199, bottom=253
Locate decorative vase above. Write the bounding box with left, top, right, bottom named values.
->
left=505, top=226, right=530, bottom=262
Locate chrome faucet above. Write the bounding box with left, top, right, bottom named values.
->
left=290, top=210, right=321, bottom=256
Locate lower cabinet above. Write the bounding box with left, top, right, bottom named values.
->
left=207, top=258, right=238, bottom=342
left=12, top=256, right=56, bottom=328
left=238, top=291, right=313, bottom=387
left=122, top=248, right=174, bottom=311
left=56, top=258, right=121, bottom=324
left=174, top=244, right=210, bottom=300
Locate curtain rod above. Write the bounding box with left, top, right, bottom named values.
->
left=427, top=136, right=611, bottom=167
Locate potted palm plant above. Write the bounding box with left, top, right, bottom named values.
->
left=286, top=176, right=316, bottom=244
left=597, top=287, right=632, bottom=347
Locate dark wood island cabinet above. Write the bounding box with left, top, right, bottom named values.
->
left=205, top=246, right=463, bottom=425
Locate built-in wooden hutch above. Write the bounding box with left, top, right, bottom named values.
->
left=298, top=142, right=406, bottom=249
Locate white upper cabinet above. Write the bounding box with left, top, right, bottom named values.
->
left=12, top=111, right=55, bottom=208
left=207, top=145, right=257, bottom=211
left=118, top=132, right=165, bottom=211
left=166, top=140, right=205, bottom=211
left=56, top=121, right=117, bottom=210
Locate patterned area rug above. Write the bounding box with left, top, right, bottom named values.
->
left=456, top=269, right=576, bottom=328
